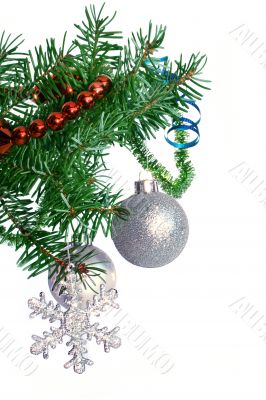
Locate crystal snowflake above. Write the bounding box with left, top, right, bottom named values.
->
left=28, top=266, right=121, bottom=374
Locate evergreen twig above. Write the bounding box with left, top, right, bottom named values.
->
left=0, top=4, right=209, bottom=277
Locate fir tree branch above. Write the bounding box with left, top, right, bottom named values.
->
left=0, top=197, right=66, bottom=268
left=0, top=225, right=17, bottom=246
left=130, top=67, right=198, bottom=120
left=0, top=4, right=209, bottom=276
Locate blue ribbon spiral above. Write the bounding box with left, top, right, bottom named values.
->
left=145, top=56, right=201, bottom=149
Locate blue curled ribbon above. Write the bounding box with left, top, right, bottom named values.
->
left=144, top=56, right=201, bottom=149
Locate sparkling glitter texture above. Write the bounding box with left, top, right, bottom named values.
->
left=48, top=245, right=116, bottom=309
left=112, top=192, right=189, bottom=268
left=29, top=267, right=121, bottom=374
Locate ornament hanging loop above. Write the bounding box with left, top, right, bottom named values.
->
left=66, top=263, right=75, bottom=272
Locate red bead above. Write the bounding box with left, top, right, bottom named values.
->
left=96, top=75, right=112, bottom=91
left=77, top=91, right=95, bottom=109
left=62, top=101, right=80, bottom=120
left=12, top=126, right=30, bottom=146
left=46, top=112, right=66, bottom=131
left=51, top=73, right=74, bottom=97
left=0, top=119, right=10, bottom=129
left=68, top=67, right=82, bottom=82
left=57, top=82, right=74, bottom=97
left=32, top=86, right=46, bottom=103
left=88, top=82, right=105, bottom=99
left=29, top=119, right=47, bottom=138
left=64, top=83, right=74, bottom=96
left=0, top=123, right=13, bottom=155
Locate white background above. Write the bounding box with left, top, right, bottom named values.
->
left=1, top=0, right=266, bottom=398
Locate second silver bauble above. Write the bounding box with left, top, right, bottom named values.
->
left=48, top=244, right=116, bottom=309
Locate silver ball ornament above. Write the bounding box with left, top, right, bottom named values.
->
left=48, top=244, right=116, bottom=309
left=112, top=174, right=189, bottom=268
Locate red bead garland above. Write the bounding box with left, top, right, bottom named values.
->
left=77, top=91, right=95, bottom=109
left=0, top=75, right=112, bottom=156
left=32, top=86, right=46, bottom=103
left=46, top=112, right=66, bottom=131
left=12, top=126, right=30, bottom=146
left=29, top=119, right=47, bottom=138
left=32, top=75, right=75, bottom=104
left=62, top=83, right=74, bottom=96
left=95, top=75, right=112, bottom=91
left=88, top=82, right=105, bottom=100
left=62, top=101, right=81, bottom=119
left=0, top=119, right=13, bottom=155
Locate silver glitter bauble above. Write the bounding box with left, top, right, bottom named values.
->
left=112, top=173, right=189, bottom=268
left=48, top=245, right=116, bottom=309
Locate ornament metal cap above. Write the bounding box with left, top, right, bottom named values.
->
left=135, top=171, right=159, bottom=194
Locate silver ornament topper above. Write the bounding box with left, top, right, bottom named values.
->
left=134, top=170, right=159, bottom=194
left=28, top=264, right=121, bottom=374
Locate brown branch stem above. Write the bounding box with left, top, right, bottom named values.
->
left=130, top=68, right=196, bottom=120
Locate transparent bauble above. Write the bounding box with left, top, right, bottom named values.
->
left=48, top=244, right=116, bottom=309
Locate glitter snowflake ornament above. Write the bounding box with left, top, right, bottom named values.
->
left=28, top=264, right=121, bottom=374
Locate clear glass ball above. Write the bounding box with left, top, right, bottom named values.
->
left=48, top=244, right=116, bottom=309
